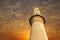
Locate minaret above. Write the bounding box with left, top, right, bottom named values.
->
left=29, top=7, right=48, bottom=40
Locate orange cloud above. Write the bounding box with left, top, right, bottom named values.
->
left=0, top=30, right=30, bottom=40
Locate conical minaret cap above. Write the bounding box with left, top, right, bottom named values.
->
left=33, top=7, right=41, bottom=15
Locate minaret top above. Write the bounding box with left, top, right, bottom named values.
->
left=33, top=7, right=41, bottom=15
left=29, top=7, right=46, bottom=26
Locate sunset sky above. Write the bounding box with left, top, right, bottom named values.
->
left=0, top=0, right=60, bottom=40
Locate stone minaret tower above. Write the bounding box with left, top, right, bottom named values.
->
left=29, top=7, right=48, bottom=40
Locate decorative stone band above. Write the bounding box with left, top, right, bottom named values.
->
left=29, top=15, right=45, bottom=26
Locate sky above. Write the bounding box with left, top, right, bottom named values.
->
left=0, top=0, right=60, bottom=40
